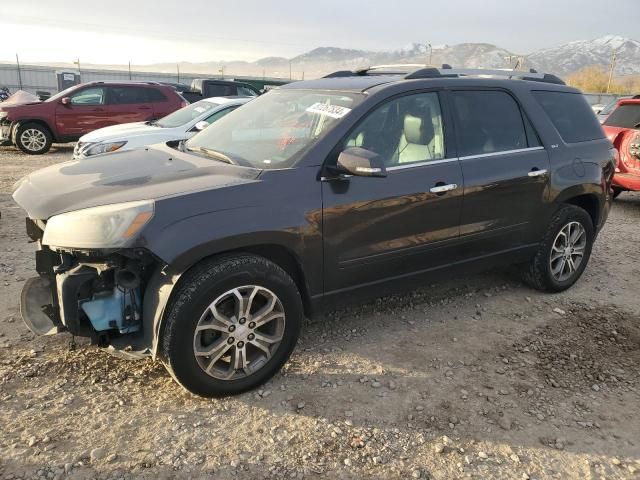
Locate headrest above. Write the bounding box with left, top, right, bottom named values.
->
left=403, top=112, right=434, bottom=145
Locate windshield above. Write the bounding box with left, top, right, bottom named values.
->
left=45, top=85, right=80, bottom=103
left=604, top=104, right=640, bottom=129
left=600, top=96, right=631, bottom=116
left=185, top=89, right=363, bottom=169
left=157, top=100, right=222, bottom=128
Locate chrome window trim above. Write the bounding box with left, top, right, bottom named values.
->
left=458, top=146, right=545, bottom=161
left=386, top=157, right=459, bottom=171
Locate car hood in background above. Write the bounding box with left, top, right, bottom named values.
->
left=12, top=143, right=261, bottom=219
left=79, top=122, right=181, bottom=143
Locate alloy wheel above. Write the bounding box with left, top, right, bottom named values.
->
left=193, top=285, right=286, bottom=380
left=549, top=221, right=587, bottom=282
left=20, top=129, right=47, bottom=152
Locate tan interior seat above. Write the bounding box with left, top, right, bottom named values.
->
left=394, top=110, right=437, bottom=164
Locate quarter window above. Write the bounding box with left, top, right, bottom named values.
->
left=452, top=90, right=528, bottom=157
left=70, top=87, right=105, bottom=105
left=342, top=92, right=446, bottom=167
left=533, top=90, right=604, bottom=143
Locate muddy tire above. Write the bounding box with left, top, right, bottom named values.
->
left=15, top=122, right=52, bottom=155
left=160, top=254, right=303, bottom=397
left=521, top=205, right=594, bottom=293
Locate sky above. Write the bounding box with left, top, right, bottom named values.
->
left=1, top=0, right=638, bottom=65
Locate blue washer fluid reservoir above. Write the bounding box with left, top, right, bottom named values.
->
left=80, top=288, right=141, bottom=334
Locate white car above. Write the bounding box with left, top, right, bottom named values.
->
left=73, top=96, right=251, bottom=159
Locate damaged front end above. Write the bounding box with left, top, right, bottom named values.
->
left=21, top=217, right=163, bottom=358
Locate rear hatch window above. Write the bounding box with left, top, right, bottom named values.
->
left=532, top=91, right=604, bottom=143
left=603, top=104, right=640, bottom=129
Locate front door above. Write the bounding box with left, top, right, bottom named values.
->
left=55, top=86, right=109, bottom=136
left=449, top=89, right=550, bottom=257
left=322, top=91, right=463, bottom=294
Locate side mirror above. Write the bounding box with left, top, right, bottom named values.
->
left=193, top=120, right=210, bottom=131
left=335, top=147, right=387, bottom=178
left=61, top=97, right=71, bottom=105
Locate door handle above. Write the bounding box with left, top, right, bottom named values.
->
left=138, top=106, right=152, bottom=110
left=430, top=183, right=458, bottom=194
left=91, top=108, right=105, bottom=112
left=528, top=168, right=548, bottom=177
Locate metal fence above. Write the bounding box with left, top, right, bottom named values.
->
left=0, top=62, right=285, bottom=95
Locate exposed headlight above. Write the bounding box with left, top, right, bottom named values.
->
left=0, top=111, right=8, bottom=120
left=43, top=200, right=154, bottom=249
left=84, top=141, right=127, bottom=157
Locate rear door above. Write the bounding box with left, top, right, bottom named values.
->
left=55, top=86, right=109, bottom=136
left=106, top=86, right=155, bottom=125
left=322, top=90, right=464, bottom=293
left=450, top=89, right=550, bottom=257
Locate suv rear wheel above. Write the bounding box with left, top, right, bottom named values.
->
left=160, top=254, right=303, bottom=397
left=15, top=122, right=52, bottom=155
left=522, top=205, right=594, bottom=292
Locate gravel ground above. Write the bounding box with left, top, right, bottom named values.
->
left=1, top=145, right=640, bottom=480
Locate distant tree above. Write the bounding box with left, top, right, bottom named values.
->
left=566, top=65, right=627, bottom=94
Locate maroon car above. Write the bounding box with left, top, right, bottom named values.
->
left=0, top=81, right=187, bottom=154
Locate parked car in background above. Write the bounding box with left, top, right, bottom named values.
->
left=179, top=79, right=261, bottom=103
left=597, top=95, right=640, bottom=123
left=0, top=81, right=187, bottom=154
left=73, top=97, right=251, bottom=159
left=602, top=98, right=640, bottom=197
left=13, top=66, right=614, bottom=397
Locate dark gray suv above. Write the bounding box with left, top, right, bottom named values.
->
left=13, top=66, right=615, bottom=397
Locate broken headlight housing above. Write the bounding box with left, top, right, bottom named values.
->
left=43, top=200, right=154, bottom=249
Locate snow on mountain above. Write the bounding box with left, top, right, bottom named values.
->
left=525, top=35, right=640, bottom=75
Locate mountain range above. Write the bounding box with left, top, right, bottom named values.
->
left=24, top=35, right=640, bottom=80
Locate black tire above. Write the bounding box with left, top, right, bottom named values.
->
left=521, top=205, right=594, bottom=293
left=15, top=122, right=52, bottom=155
left=612, top=188, right=623, bottom=199
left=160, top=254, right=303, bottom=397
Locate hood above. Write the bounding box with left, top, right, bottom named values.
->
left=80, top=122, right=170, bottom=143
left=0, top=100, right=50, bottom=116
left=13, top=143, right=261, bottom=219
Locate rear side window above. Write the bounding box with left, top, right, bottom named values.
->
left=148, top=88, right=168, bottom=102
left=603, top=104, right=640, bottom=129
left=532, top=91, right=604, bottom=143
left=451, top=90, right=528, bottom=157
left=109, top=86, right=149, bottom=104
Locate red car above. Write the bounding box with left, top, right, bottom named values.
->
left=0, top=81, right=187, bottom=154
left=602, top=98, right=640, bottom=197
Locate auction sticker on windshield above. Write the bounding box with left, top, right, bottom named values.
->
left=306, top=103, right=351, bottom=119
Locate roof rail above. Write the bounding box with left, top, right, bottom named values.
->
left=405, top=67, right=565, bottom=85
left=323, top=65, right=565, bottom=85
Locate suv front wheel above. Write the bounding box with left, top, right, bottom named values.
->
left=15, top=122, right=53, bottom=155
left=160, top=254, right=303, bottom=397
left=522, top=205, right=594, bottom=292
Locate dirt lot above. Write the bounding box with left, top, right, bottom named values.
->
left=1, top=145, right=639, bottom=480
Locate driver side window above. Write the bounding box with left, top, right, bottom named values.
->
left=70, top=87, right=105, bottom=106
left=343, top=92, right=445, bottom=167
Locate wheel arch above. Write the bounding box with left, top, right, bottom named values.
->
left=13, top=119, right=56, bottom=142
left=145, top=243, right=314, bottom=360
left=561, top=193, right=600, bottom=229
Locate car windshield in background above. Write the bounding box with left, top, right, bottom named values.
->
left=156, top=100, right=219, bottom=128
left=603, top=104, right=640, bottom=129
left=186, top=89, right=363, bottom=169
left=600, top=96, right=631, bottom=116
